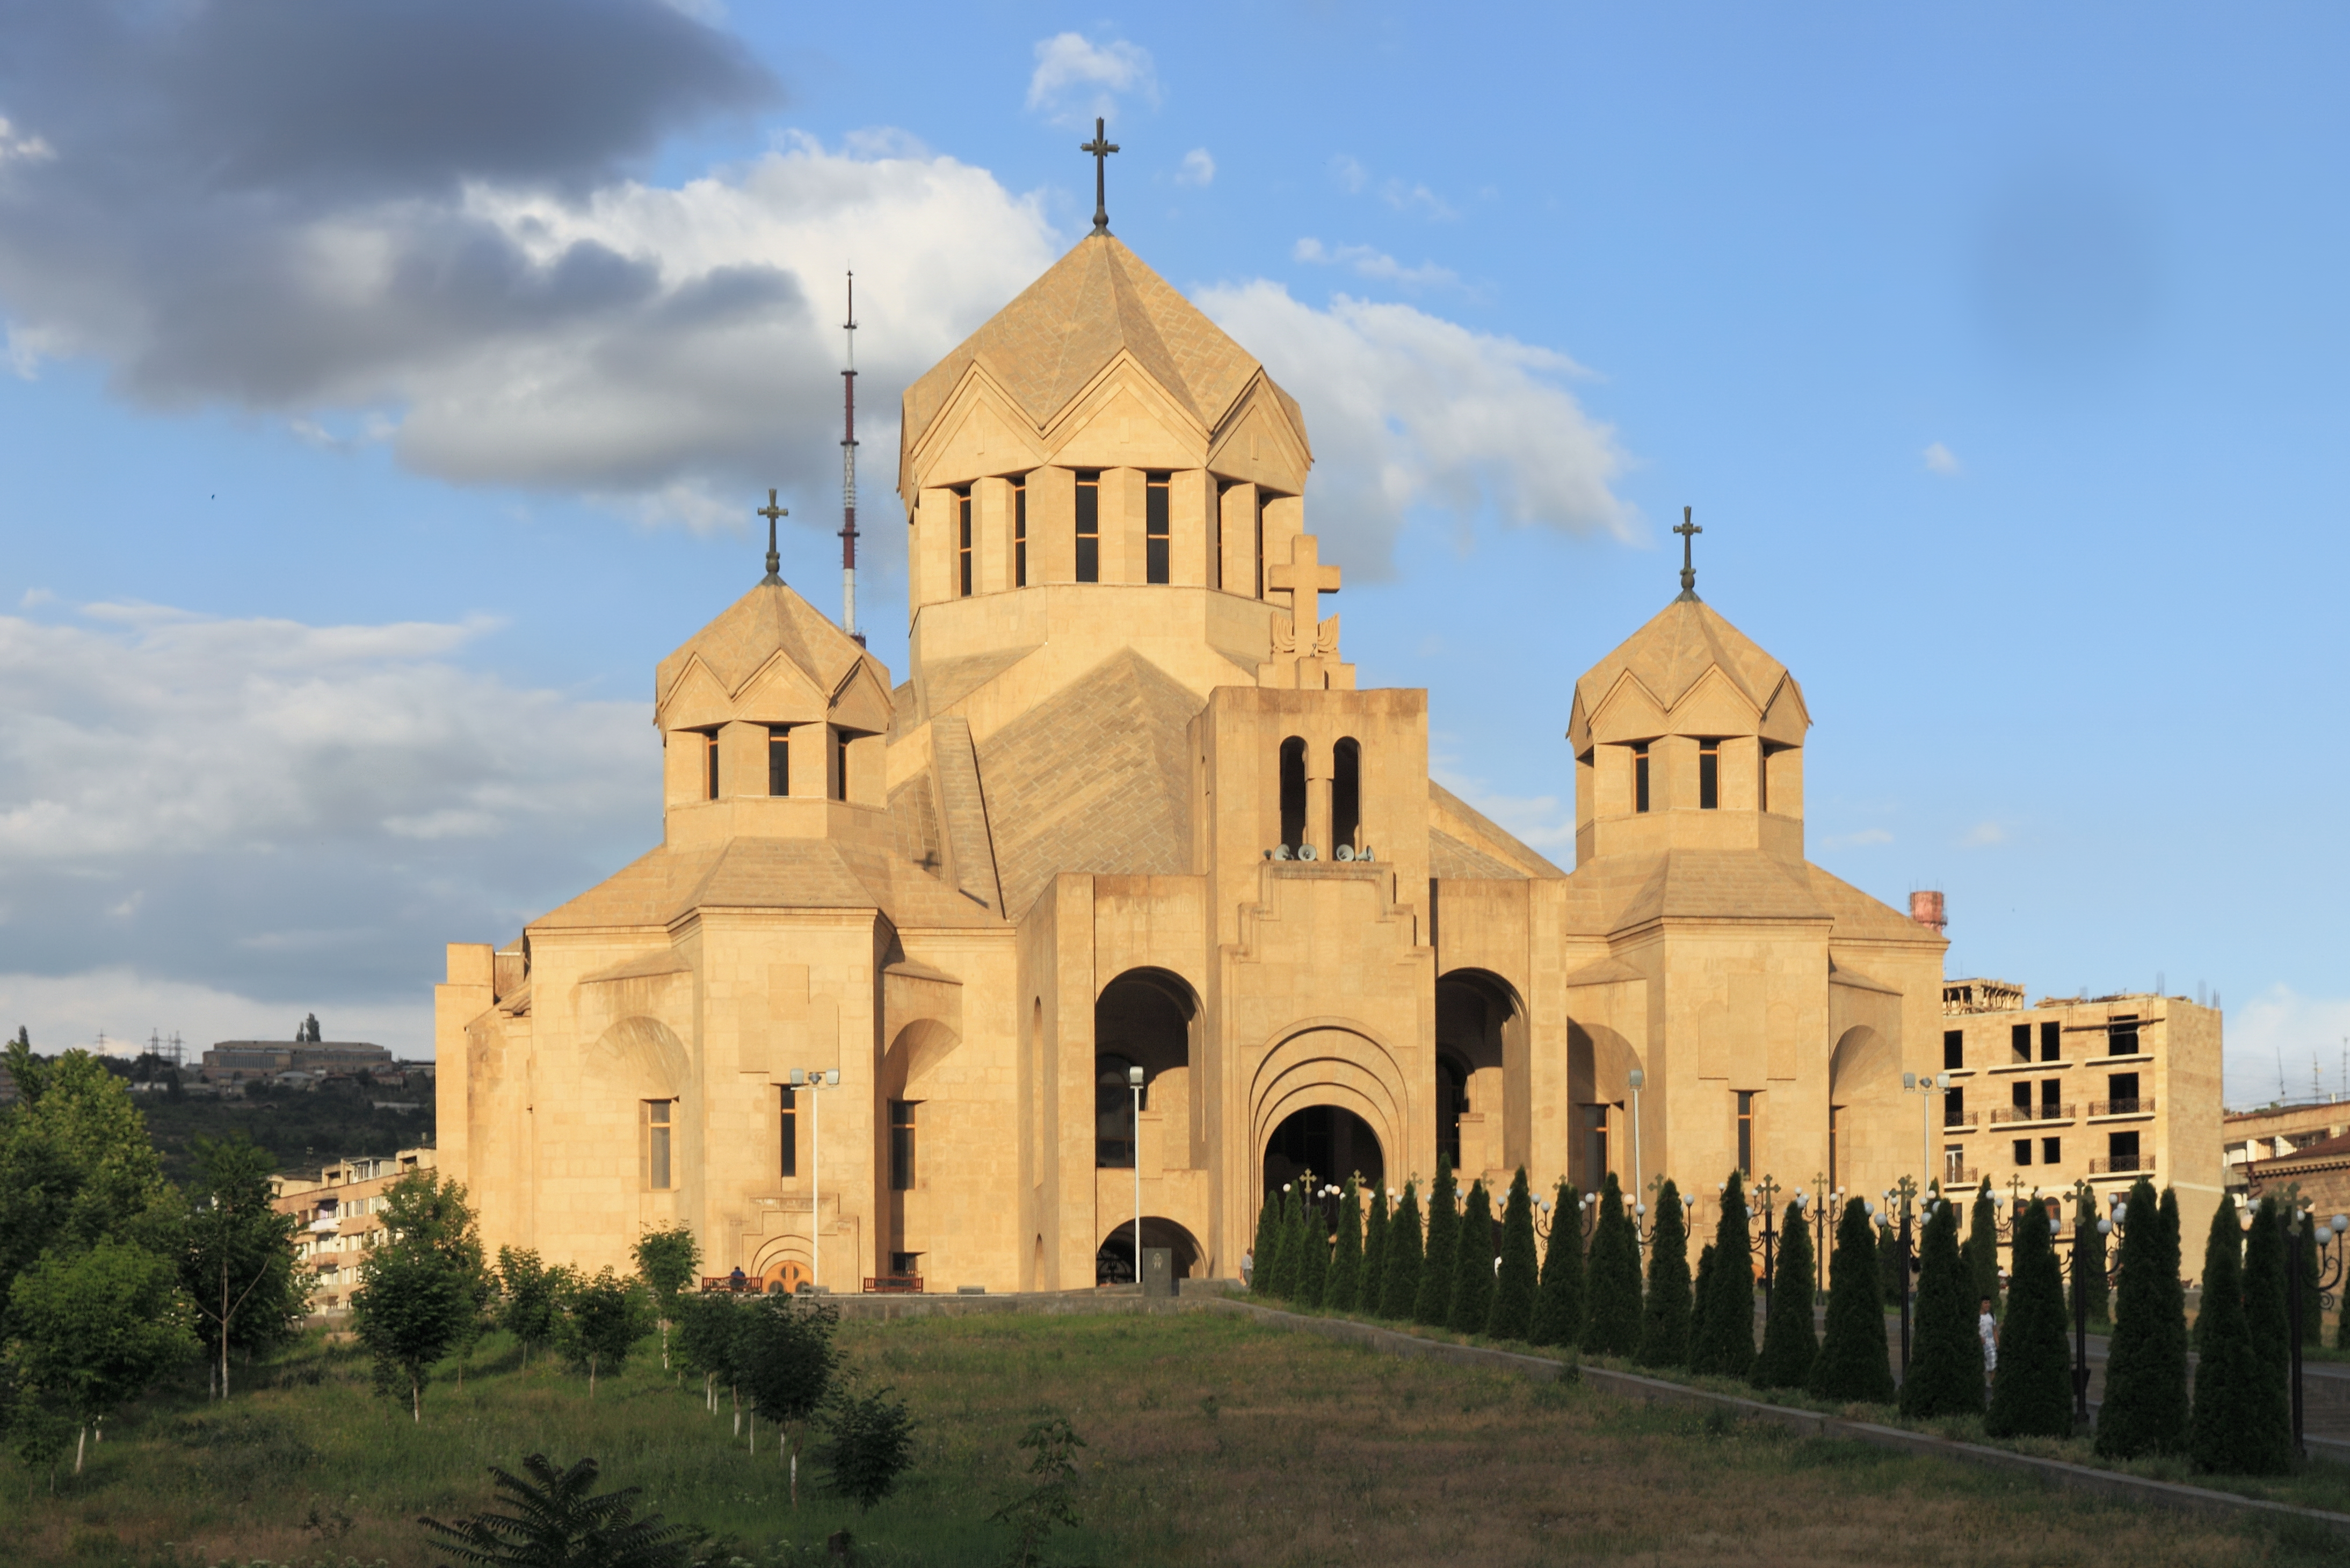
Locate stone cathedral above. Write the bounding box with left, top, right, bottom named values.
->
left=433, top=227, right=1960, bottom=1294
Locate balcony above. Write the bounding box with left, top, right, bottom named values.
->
left=1942, top=1111, right=1979, bottom=1129
left=1989, top=1104, right=2076, bottom=1126
left=2090, top=1153, right=2157, bottom=1174
left=1939, top=1165, right=1979, bottom=1187
left=2089, top=1098, right=2156, bottom=1119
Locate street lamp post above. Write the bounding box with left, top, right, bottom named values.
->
left=1627, top=1068, right=1645, bottom=1204
left=2284, top=1204, right=2349, bottom=1459
left=1128, top=1065, right=1145, bottom=1287
left=1811, top=1170, right=1834, bottom=1301
left=788, top=1067, right=842, bottom=1291
left=1890, top=1175, right=1919, bottom=1377
left=2068, top=1177, right=2100, bottom=1431
left=1749, top=1173, right=1783, bottom=1309
left=1901, top=1070, right=1950, bottom=1190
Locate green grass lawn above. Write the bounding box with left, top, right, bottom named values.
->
left=1, top=1310, right=2342, bottom=1567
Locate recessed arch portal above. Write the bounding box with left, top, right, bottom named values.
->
left=1096, top=967, right=1197, bottom=1168
left=1437, top=968, right=1525, bottom=1177
left=1263, top=1105, right=1385, bottom=1201
left=1095, top=1216, right=1202, bottom=1285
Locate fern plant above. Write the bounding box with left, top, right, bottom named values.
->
left=419, top=1454, right=693, bottom=1567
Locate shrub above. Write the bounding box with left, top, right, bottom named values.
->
left=558, top=1268, right=649, bottom=1398
left=419, top=1454, right=693, bottom=1568
left=1635, top=1180, right=1692, bottom=1369
left=1325, top=1177, right=1364, bottom=1313
left=2188, top=1195, right=2289, bottom=1475
left=2093, top=1177, right=2186, bottom=1458
left=1249, top=1189, right=1280, bottom=1296
left=1488, top=1169, right=1540, bottom=1342
left=1294, top=1186, right=1332, bottom=1308
left=1359, top=1183, right=1390, bottom=1315
left=1582, top=1173, right=1642, bottom=1358
left=819, top=1378, right=919, bottom=1510
left=1985, top=1195, right=2071, bottom=1437
left=1449, top=1179, right=1497, bottom=1334
left=990, top=1414, right=1086, bottom=1568
left=1379, top=1181, right=1424, bottom=1320
left=1527, top=1180, right=1584, bottom=1349
left=1414, top=1165, right=1461, bottom=1329
left=1691, top=1171, right=1754, bottom=1378
left=1750, top=1199, right=1817, bottom=1390
left=1263, top=1187, right=1300, bottom=1302
left=1808, top=1196, right=1894, bottom=1403
left=1686, top=1244, right=1718, bottom=1373
left=1899, top=1194, right=1982, bottom=1420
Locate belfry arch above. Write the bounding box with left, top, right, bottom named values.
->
left=1094, top=967, right=1198, bottom=1169
left=1436, top=968, right=1526, bottom=1177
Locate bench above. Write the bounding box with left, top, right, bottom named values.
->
left=861, top=1274, right=924, bottom=1295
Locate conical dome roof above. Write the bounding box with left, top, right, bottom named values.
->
left=1569, top=596, right=1808, bottom=747
left=655, top=579, right=880, bottom=716
left=898, top=233, right=1302, bottom=473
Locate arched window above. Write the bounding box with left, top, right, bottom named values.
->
left=1332, top=737, right=1361, bottom=855
left=1278, top=737, right=1307, bottom=853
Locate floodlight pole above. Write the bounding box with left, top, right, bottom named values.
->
left=1130, top=1065, right=1145, bottom=1285
left=790, top=1067, right=842, bottom=1291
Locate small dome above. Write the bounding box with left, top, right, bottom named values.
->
left=1568, top=597, right=1808, bottom=750
left=655, top=580, right=888, bottom=729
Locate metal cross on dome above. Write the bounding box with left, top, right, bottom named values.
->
left=1081, top=118, right=1120, bottom=236
left=757, top=489, right=788, bottom=585
left=1674, top=506, right=1702, bottom=601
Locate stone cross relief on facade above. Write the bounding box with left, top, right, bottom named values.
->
left=1260, top=531, right=1353, bottom=690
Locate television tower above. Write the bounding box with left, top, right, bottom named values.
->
left=839, top=273, right=864, bottom=645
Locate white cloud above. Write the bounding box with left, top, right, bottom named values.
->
left=1025, top=33, right=1159, bottom=125
left=1381, top=179, right=1457, bottom=221
left=1962, top=819, right=2007, bottom=846
left=0, top=117, right=54, bottom=168
left=17, top=587, right=54, bottom=609
left=2223, top=984, right=2350, bottom=1108
left=1196, top=282, right=1633, bottom=574
left=1330, top=156, right=1368, bottom=194
left=0, top=602, right=657, bottom=1036
left=1924, top=441, right=1963, bottom=476
left=1178, top=148, right=1215, bottom=187
left=1293, top=237, right=1461, bottom=291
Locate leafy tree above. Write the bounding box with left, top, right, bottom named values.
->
left=350, top=1171, right=490, bottom=1421
left=1488, top=1168, right=1540, bottom=1342
left=0, top=1049, right=173, bottom=1311
left=1294, top=1187, right=1332, bottom=1308
left=419, top=1453, right=693, bottom=1567
left=674, top=1291, right=749, bottom=1429
left=1582, top=1173, right=1642, bottom=1358
left=1249, top=1189, right=1280, bottom=1296
left=1325, top=1177, right=1364, bottom=1313
left=2070, top=1187, right=2109, bottom=1326
left=989, top=1415, right=1086, bottom=1568
left=2188, top=1195, right=2289, bottom=1475
left=1965, top=1180, right=2001, bottom=1317
left=1377, top=1181, right=1423, bottom=1320
left=1636, top=1180, right=1692, bottom=1368
left=1985, top=1196, right=2071, bottom=1436
left=1692, top=1171, right=1756, bottom=1378
left=1413, top=1164, right=1460, bottom=1328
left=1899, top=1194, right=1982, bottom=1420
left=1809, top=1196, right=1895, bottom=1403
left=2240, top=1197, right=2294, bottom=1457
left=818, top=1378, right=918, bottom=1511
left=1751, top=1199, right=1817, bottom=1390
left=496, top=1248, right=570, bottom=1369
left=631, top=1225, right=699, bottom=1372
left=6, top=1236, right=197, bottom=1473
left=1448, top=1179, right=1496, bottom=1334
left=179, top=1134, right=303, bottom=1399
left=742, top=1296, right=842, bottom=1504
left=1527, top=1180, right=1584, bottom=1350
left=2093, top=1178, right=2186, bottom=1458
left=560, top=1268, right=648, bottom=1397
left=1359, top=1183, right=1390, bottom=1316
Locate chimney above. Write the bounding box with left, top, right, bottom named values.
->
left=1910, top=889, right=1947, bottom=938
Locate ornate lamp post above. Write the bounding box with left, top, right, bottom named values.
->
left=2065, top=1177, right=2100, bottom=1431
left=787, top=1066, right=843, bottom=1292
left=1748, top=1173, right=1782, bottom=1308
left=1888, top=1175, right=1919, bottom=1376
left=2285, top=1204, right=2349, bottom=1459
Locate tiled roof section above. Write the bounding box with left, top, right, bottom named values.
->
left=1575, top=597, right=1793, bottom=717
left=2255, top=1129, right=2350, bottom=1168
left=901, top=235, right=1272, bottom=459
left=1806, top=865, right=1941, bottom=943
left=931, top=716, right=1005, bottom=914
left=976, top=647, right=1202, bottom=920
left=1428, top=781, right=1566, bottom=879
left=1430, top=829, right=1525, bottom=881
left=531, top=836, right=997, bottom=932
left=1607, top=850, right=1830, bottom=929
left=917, top=644, right=1042, bottom=724
left=655, top=581, right=876, bottom=710
left=889, top=772, right=942, bottom=874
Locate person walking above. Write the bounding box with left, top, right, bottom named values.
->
left=1978, top=1295, right=1999, bottom=1391
left=1242, top=1249, right=1255, bottom=1288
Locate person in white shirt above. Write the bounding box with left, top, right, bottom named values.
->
left=1978, top=1297, right=1999, bottom=1384
left=1242, top=1249, right=1255, bottom=1288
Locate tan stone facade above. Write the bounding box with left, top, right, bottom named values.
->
left=434, top=230, right=2210, bottom=1291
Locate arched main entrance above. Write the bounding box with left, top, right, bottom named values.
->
left=1262, top=1105, right=1385, bottom=1199
left=1095, top=1216, right=1203, bottom=1284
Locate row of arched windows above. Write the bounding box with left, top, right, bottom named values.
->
left=1272, top=736, right=1368, bottom=861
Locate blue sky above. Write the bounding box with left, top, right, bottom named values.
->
left=1, top=2, right=2344, bottom=1105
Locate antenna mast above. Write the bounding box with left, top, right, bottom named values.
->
left=840, top=273, right=864, bottom=645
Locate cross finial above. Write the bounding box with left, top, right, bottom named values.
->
left=757, top=489, right=788, bottom=585
left=1673, top=505, right=1702, bottom=601
left=1080, top=117, right=1120, bottom=236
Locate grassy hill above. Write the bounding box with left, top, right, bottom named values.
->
left=135, top=1077, right=434, bottom=1184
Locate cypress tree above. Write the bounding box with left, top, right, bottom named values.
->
left=2188, top=1195, right=2290, bottom=1475
left=1488, top=1168, right=1540, bottom=1342
left=1528, top=1181, right=1585, bottom=1350
left=1379, top=1181, right=1424, bottom=1320
left=1900, top=1196, right=1982, bottom=1420
left=1751, top=1198, right=1818, bottom=1390
left=1295, top=1187, right=1332, bottom=1308
left=1414, top=1164, right=1461, bottom=1328
left=1966, top=1180, right=2002, bottom=1316
left=1359, top=1184, right=1390, bottom=1316
left=2295, top=1216, right=2324, bottom=1346
left=1325, top=1177, right=1364, bottom=1313
left=1583, top=1173, right=1643, bottom=1358
left=1985, top=1196, right=2072, bottom=1437
left=2094, top=1178, right=2187, bottom=1458
left=2070, top=1187, right=2109, bottom=1327
left=1687, top=1244, right=1720, bottom=1373
left=1692, top=1171, right=1756, bottom=1379
left=1250, top=1188, right=1280, bottom=1296
left=1449, top=1179, right=1497, bottom=1334
left=1809, top=1196, right=1895, bottom=1403
left=1636, top=1179, right=1693, bottom=1368
left=1877, top=1217, right=1906, bottom=1311
left=2157, top=1188, right=2193, bottom=1434
left=1264, top=1187, right=1301, bottom=1302
left=2240, top=1196, right=2295, bottom=1463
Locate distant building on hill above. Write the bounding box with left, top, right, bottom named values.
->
left=270, top=1144, right=438, bottom=1312
left=202, top=1039, right=392, bottom=1081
